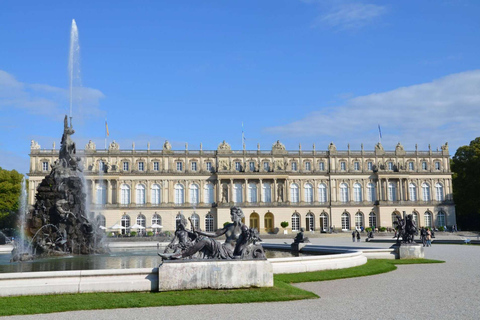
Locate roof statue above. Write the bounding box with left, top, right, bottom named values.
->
left=109, top=140, right=120, bottom=151
left=30, top=140, right=40, bottom=150
left=163, top=140, right=172, bottom=151
left=85, top=140, right=96, bottom=151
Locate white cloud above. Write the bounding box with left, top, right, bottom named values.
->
left=265, top=70, right=480, bottom=152
left=0, top=70, right=105, bottom=119
left=311, top=2, right=387, bottom=30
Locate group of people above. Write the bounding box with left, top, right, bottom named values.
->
left=420, top=227, right=434, bottom=247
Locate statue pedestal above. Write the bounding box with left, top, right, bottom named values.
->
left=158, top=260, right=273, bottom=291
left=393, top=243, right=424, bottom=259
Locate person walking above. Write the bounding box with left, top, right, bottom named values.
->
left=352, top=230, right=356, bottom=242
left=356, top=230, right=361, bottom=242
left=426, top=228, right=432, bottom=247
left=420, top=227, right=426, bottom=247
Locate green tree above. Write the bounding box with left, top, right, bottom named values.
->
left=0, top=167, right=24, bottom=230
left=451, top=137, right=480, bottom=230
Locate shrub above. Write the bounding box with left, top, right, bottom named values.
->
left=365, top=227, right=372, bottom=232
left=107, top=232, right=114, bottom=237
left=147, top=231, right=154, bottom=236
left=280, top=221, right=289, bottom=228
left=438, top=226, right=444, bottom=231
left=379, top=227, right=387, bottom=232
left=130, top=231, right=137, bottom=237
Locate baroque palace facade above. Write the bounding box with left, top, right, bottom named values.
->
left=28, top=139, right=456, bottom=234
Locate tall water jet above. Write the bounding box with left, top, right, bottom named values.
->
left=17, top=177, right=29, bottom=253
left=68, top=19, right=80, bottom=118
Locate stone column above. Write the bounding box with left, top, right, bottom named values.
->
left=91, top=180, right=96, bottom=205
left=107, top=180, right=112, bottom=205
left=229, top=179, right=234, bottom=203
left=273, top=179, right=277, bottom=202
left=117, top=179, right=121, bottom=205
left=216, top=179, right=221, bottom=203
left=398, top=179, right=403, bottom=202
left=259, top=179, right=263, bottom=203
left=299, top=180, right=304, bottom=203
left=146, top=180, right=151, bottom=205
left=244, top=178, right=248, bottom=203
left=200, top=180, right=204, bottom=204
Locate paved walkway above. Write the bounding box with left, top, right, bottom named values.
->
left=2, top=237, right=479, bottom=320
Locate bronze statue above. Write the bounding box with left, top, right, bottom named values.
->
left=293, top=227, right=310, bottom=244
left=394, top=214, right=417, bottom=244
left=159, top=207, right=265, bottom=260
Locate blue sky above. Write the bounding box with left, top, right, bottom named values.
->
left=1, top=0, right=480, bottom=174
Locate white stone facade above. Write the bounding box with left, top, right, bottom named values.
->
left=28, top=140, right=456, bottom=234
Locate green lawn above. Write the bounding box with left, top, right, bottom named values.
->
left=0, top=258, right=443, bottom=316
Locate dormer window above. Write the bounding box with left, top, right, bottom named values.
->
left=123, top=162, right=129, bottom=171
left=153, top=161, right=159, bottom=171
left=340, top=161, right=346, bottom=171
left=138, top=162, right=144, bottom=171
left=191, top=162, right=197, bottom=171
left=264, top=162, right=270, bottom=172
left=176, top=162, right=183, bottom=171
left=235, top=161, right=241, bottom=171
left=422, top=161, right=427, bottom=170
left=249, top=161, right=255, bottom=172
left=291, top=162, right=297, bottom=171
left=408, top=162, right=414, bottom=171
left=435, top=162, right=440, bottom=170
left=42, top=161, right=49, bottom=171
left=367, top=162, right=373, bottom=171
left=354, top=162, right=360, bottom=171
left=206, top=162, right=212, bottom=172
left=305, top=161, right=311, bottom=171
left=388, top=162, right=393, bottom=171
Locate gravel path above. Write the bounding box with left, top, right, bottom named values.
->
left=2, top=238, right=479, bottom=320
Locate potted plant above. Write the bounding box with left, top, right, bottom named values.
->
left=280, top=221, right=289, bottom=234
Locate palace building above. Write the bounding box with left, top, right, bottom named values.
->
left=28, top=139, right=456, bottom=234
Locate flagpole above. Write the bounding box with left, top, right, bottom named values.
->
left=105, top=118, right=108, bottom=150
left=242, top=122, right=245, bottom=150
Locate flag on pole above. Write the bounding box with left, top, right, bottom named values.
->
left=105, top=120, right=109, bottom=137
left=242, top=122, right=246, bottom=149
left=378, top=124, right=382, bottom=139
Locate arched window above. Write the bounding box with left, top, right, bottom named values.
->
left=205, top=214, right=214, bottom=232
left=96, top=182, right=107, bottom=205
left=174, top=184, right=184, bottom=205
left=422, top=183, right=431, bottom=201
left=152, top=213, right=162, bottom=233
left=247, top=182, right=257, bottom=203
left=233, top=183, right=243, bottom=203
left=437, top=211, right=446, bottom=227
left=290, top=183, right=299, bottom=203
left=264, top=212, right=274, bottom=233
left=204, top=183, right=214, bottom=204
left=121, top=214, right=130, bottom=235
left=176, top=213, right=185, bottom=228
left=353, top=183, right=362, bottom=202
left=136, top=184, right=146, bottom=205
left=388, top=182, right=396, bottom=201
left=424, top=211, right=432, bottom=227
left=96, top=214, right=106, bottom=228
left=355, top=212, right=364, bottom=229
left=369, top=212, right=376, bottom=228
left=341, top=212, right=350, bottom=230
left=291, top=212, right=300, bottom=231
left=151, top=184, right=161, bottom=205
left=250, top=212, right=259, bottom=229
left=340, top=183, right=349, bottom=203
left=318, top=183, right=327, bottom=203
left=409, top=183, right=417, bottom=201
left=262, top=182, right=272, bottom=203
left=367, top=183, right=376, bottom=202
left=320, top=212, right=328, bottom=231
left=136, top=214, right=146, bottom=235
left=306, top=212, right=315, bottom=231
left=120, top=184, right=130, bottom=205
left=189, top=184, right=199, bottom=205
left=435, top=183, right=444, bottom=201
left=190, top=213, right=200, bottom=230
left=304, top=183, right=313, bottom=203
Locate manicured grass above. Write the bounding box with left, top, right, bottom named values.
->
left=0, top=280, right=317, bottom=316
left=0, top=258, right=443, bottom=316
left=274, top=258, right=444, bottom=284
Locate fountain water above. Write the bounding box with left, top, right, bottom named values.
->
left=12, top=177, right=30, bottom=257
left=68, top=19, right=80, bottom=118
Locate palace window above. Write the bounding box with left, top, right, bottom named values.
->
left=263, top=162, right=270, bottom=172
left=355, top=212, right=364, bottom=229
left=153, top=161, right=159, bottom=171
left=320, top=212, right=328, bottom=231
left=96, top=183, right=107, bottom=205
left=340, top=183, right=349, bottom=203
left=174, top=184, right=184, bottom=205
left=42, top=161, right=49, bottom=171
left=204, top=183, right=214, bottom=204
left=354, top=162, right=360, bottom=171
left=318, top=183, right=327, bottom=203
left=176, top=162, right=183, bottom=172
left=435, top=161, right=441, bottom=170
left=233, top=183, right=243, bottom=203
left=152, top=214, right=162, bottom=232
left=262, top=183, right=271, bottom=203
left=206, top=162, right=212, bottom=172
left=388, top=182, right=396, bottom=201
left=291, top=162, right=297, bottom=171
left=388, top=162, right=393, bottom=171
left=249, top=161, right=255, bottom=172
left=304, top=183, right=313, bottom=203
left=235, top=161, right=241, bottom=171
left=138, top=162, right=144, bottom=171
left=191, top=162, right=197, bottom=172
left=353, top=183, right=362, bottom=202
left=190, top=213, right=200, bottom=230
left=247, top=183, right=257, bottom=203
left=437, top=211, right=446, bottom=227
left=306, top=212, right=315, bottom=231
left=121, top=214, right=130, bottom=234
left=424, top=211, right=432, bottom=227
left=189, top=184, right=199, bottom=205
left=341, top=212, right=350, bottom=230
left=412, top=212, right=418, bottom=225
left=136, top=214, right=146, bottom=235
left=305, top=161, right=311, bottom=171
left=290, top=183, right=299, bottom=203
left=369, top=212, right=376, bottom=228
left=123, top=162, right=129, bottom=171
left=422, top=183, right=431, bottom=201
left=367, top=183, right=376, bottom=202
left=99, top=161, right=105, bottom=172
left=422, top=161, right=428, bottom=170
left=291, top=212, right=300, bottom=232
left=151, top=184, right=161, bottom=205
left=340, top=161, right=346, bottom=171
left=435, top=183, right=444, bottom=201
left=409, top=183, right=417, bottom=201
left=205, top=214, right=214, bottom=232
left=367, top=161, right=373, bottom=171
left=319, top=161, right=325, bottom=171
left=408, top=161, right=414, bottom=171
left=120, top=184, right=130, bottom=205
left=136, top=184, right=146, bottom=205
